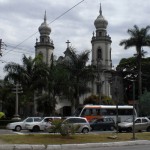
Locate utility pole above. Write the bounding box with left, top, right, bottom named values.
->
left=12, top=83, right=23, bottom=120
left=132, top=80, right=136, bottom=140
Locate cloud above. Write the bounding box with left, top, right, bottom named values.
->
left=0, top=0, right=150, bottom=78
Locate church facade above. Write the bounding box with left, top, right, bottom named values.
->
left=91, top=4, right=112, bottom=100
left=35, top=5, right=114, bottom=115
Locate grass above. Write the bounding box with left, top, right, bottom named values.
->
left=0, top=132, right=150, bottom=145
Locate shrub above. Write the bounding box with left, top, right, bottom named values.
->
left=46, top=119, right=80, bottom=136
left=0, top=112, right=5, bottom=119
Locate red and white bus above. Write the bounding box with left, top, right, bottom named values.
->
left=73, top=105, right=137, bottom=123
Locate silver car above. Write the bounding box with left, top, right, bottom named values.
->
left=62, top=117, right=91, bottom=133
left=118, top=117, right=150, bottom=132
left=6, top=117, right=42, bottom=132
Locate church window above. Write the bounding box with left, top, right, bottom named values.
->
left=99, top=32, right=102, bottom=36
left=41, top=38, right=44, bottom=42
left=97, top=48, right=102, bottom=59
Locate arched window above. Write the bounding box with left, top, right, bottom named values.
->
left=99, top=32, right=102, bottom=36
left=97, top=48, right=102, bottom=59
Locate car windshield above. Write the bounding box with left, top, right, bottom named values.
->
left=124, top=118, right=133, bottom=123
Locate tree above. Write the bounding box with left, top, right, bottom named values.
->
left=83, top=95, right=113, bottom=105
left=36, top=63, right=69, bottom=116
left=4, top=55, right=48, bottom=116
left=62, top=48, right=93, bottom=112
left=0, top=80, right=15, bottom=118
left=117, top=57, right=150, bottom=104
left=120, top=25, right=150, bottom=114
left=140, top=89, right=150, bottom=116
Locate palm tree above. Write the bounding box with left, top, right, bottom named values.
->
left=4, top=54, right=48, bottom=116
left=0, top=80, right=15, bottom=117
left=120, top=25, right=150, bottom=114
left=36, top=63, right=69, bottom=115
left=62, top=48, right=93, bottom=112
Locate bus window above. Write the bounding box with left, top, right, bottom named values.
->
left=81, top=108, right=90, bottom=116
left=118, top=109, right=133, bottom=115
left=100, top=109, right=107, bottom=115
left=91, top=109, right=97, bottom=116
left=107, top=109, right=116, bottom=115
left=81, top=108, right=98, bottom=116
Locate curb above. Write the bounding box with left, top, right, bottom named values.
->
left=0, top=140, right=150, bottom=150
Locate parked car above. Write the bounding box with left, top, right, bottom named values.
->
left=118, top=117, right=150, bottom=132
left=6, top=117, right=42, bottom=132
left=61, top=117, right=91, bottom=133
left=25, top=117, right=61, bottom=132
left=89, top=117, right=116, bottom=131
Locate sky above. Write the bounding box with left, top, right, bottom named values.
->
left=0, top=0, right=150, bottom=79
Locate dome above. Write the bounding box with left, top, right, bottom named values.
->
left=94, top=4, right=108, bottom=29
left=38, top=12, right=51, bottom=35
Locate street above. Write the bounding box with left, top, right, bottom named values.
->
left=71, top=145, right=150, bottom=150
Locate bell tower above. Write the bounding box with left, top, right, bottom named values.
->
left=35, top=11, right=54, bottom=65
left=91, top=4, right=112, bottom=100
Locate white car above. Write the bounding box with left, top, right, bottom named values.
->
left=6, top=117, right=42, bottom=132
left=25, top=117, right=61, bottom=132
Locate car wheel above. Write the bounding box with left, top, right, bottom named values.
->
left=110, top=126, right=115, bottom=131
left=82, top=128, right=89, bottom=134
left=146, top=126, right=150, bottom=132
left=15, top=125, right=22, bottom=132
left=32, top=126, right=40, bottom=132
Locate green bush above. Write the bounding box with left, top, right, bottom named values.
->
left=0, top=112, right=5, bottom=119
left=48, top=119, right=63, bottom=133
left=47, top=119, right=80, bottom=136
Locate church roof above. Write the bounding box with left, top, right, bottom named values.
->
left=39, top=11, right=51, bottom=35
left=94, top=4, right=108, bottom=29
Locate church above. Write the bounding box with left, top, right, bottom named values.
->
left=34, top=4, right=122, bottom=115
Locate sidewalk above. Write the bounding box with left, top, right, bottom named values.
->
left=0, top=140, right=150, bottom=150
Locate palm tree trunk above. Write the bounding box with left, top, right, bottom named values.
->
left=33, top=91, right=37, bottom=115
left=76, top=77, right=80, bottom=108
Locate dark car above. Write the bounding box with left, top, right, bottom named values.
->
left=89, top=117, right=116, bottom=131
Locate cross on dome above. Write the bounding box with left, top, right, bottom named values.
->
left=66, top=40, right=70, bottom=48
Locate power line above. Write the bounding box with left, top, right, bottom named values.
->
left=2, top=0, right=85, bottom=57
left=5, top=44, right=34, bottom=54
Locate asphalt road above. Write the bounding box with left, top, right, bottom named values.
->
left=0, top=129, right=49, bottom=134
